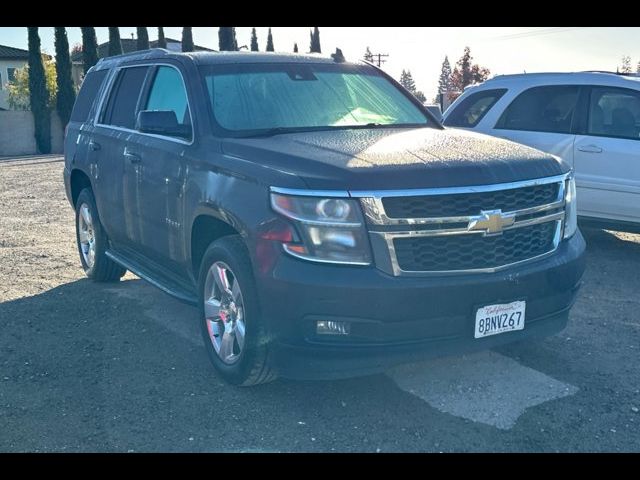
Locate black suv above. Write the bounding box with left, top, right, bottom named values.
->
left=64, top=49, right=586, bottom=386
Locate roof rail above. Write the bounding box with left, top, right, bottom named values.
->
left=580, top=70, right=640, bottom=77
left=96, top=48, right=170, bottom=66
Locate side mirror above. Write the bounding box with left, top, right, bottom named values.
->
left=136, top=110, right=191, bottom=139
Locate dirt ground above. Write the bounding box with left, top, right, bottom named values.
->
left=1, top=155, right=639, bottom=452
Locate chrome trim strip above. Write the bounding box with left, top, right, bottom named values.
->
left=93, top=63, right=195, bottom=146
left=270, top=186, right=351, bottom=198
left=350, top=173, right=570, bottom=198
left=378, top=211, right=564, bottom=239
left=282, top=245, right=371, bottom=266
left=359, top=175, right=567, bottom=226
left=378, top=220, right=563, bottom=276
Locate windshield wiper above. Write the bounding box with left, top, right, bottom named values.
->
left=235, top=126, right=329, bottom=138
left=235, top=123, right=428, bottom=139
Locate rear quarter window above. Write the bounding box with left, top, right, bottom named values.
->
left=444, top=88, right=507, bottom=128
left=70, top=70, right=108, bottom=123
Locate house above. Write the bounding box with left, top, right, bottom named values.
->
left=0, top=44, right=29, bottom=110
left=70, top=37, right=214, bottom=86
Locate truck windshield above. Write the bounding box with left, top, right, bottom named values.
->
left=199, top=62, right=430, bottom=136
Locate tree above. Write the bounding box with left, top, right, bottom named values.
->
left=309, top=26, right=321, bottom=53
left=7, top=57, right=57, bottom=111
left=54, top=27, right=76, bottom=128
left=266, top=28, right=274, bottom=52
left=399, top=69, right=417, bottom=92
left=363, top=47, right=373, bottom=63
left=80, top=27, right=98, bottom=74
left=293, top=43, right=298, bottom=53
left=26, top=28, right=51, bottom=154
left=250, top=27, right=259, bottom=51
left=108, top=27, right=123, bottom=56
left=449, top=47, right=490, bottom=101
left=219, top=27, right=238, bottom=51
left=136, top=27, right=149, bottom=50
left=620, top=55, right=632, bottom=73
left=399, top=69, right=425, bottom=103
left=182, top=27, right=194, bottom=52
left=437, top=56, right=452, bottom=97
left=413, top=91, right=426, bottom=103
left=157, top=27, right=166, bottom=49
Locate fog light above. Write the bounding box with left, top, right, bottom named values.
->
left=316, top=320, right=351, bottom=335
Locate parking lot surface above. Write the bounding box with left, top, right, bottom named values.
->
left=1, top=156, right=639, bottom=452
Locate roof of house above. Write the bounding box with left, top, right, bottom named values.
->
left=71, top=37, right=213, bottom=63
left=0, top=44, right=29, bottom=60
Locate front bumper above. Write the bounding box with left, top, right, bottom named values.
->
left=254, top=230, right=586, bottom=380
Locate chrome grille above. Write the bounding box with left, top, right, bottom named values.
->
left=393, top=222, right=558, bottom=272
left=383, top=183, right=559, bottom=218
left=354, top=174, right=568, bottom=276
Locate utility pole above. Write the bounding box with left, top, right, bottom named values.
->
left=370, top=53, right=389, bottom=68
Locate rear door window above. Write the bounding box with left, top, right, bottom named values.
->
left=100, top=66, right=149, bottom=129
left=496, top=85, right=580, bottom=134
left=444, top=88, right=507, bottom=128
left=587, top=87, right=640, bottom=140
left=70, top=69, right=108, bottom=123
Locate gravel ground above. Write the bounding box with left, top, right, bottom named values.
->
left=1, top=156, right=639, bottom=452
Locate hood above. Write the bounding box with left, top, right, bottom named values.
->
left=221, top=127, right=569, bottom=191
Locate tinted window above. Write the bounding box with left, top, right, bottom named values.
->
left=444, top=88, right=506, bottom=128
left=7, top=68, right=16, bottom=82
left=588, top=87, right=640, bottom=140
left=496, top=85, right=579, bottom=134
left=101, top=66, right=149, bottom=129
left=70, top=70, right=108, bottom=123
left=144, top=66, right=191, bottom=136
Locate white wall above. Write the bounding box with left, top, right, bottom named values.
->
left=0, top=110, right=64, bottom=156
left=0, top=59, right=28, bottom=110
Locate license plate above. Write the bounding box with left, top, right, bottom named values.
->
left=475, top=301, right=526, bottom=339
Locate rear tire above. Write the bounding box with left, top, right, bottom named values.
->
left=198, top=235, right=277, bottom=386
left=75, top=188, right=126, bottom=282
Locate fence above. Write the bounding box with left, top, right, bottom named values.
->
left=0, top=111, right=64, bottom=156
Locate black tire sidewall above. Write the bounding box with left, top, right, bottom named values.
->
left=198, top=236, right=267, bottom=385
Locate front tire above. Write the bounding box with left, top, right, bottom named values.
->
left=198, top=235, right=276, bottom=386
left=75, top=188, right=126, bottom=282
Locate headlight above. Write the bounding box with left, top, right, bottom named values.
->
left=270, top=192, right=372, bottom=265
left=563, top=175, right=577, bottom=239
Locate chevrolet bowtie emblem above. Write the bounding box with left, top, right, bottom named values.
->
left=467, top=209, right=516, bottom=235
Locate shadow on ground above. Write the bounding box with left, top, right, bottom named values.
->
left=1, top=226, right=639, bottom=452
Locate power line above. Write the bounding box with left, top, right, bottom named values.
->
left=482, top=27, right=590, bottom=42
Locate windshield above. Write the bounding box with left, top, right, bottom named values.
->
left=200, top=63, right=429, bottom=136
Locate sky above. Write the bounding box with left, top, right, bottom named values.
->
left=1, top=27, right=639, bottom=99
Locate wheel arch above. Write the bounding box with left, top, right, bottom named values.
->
left=69, top=168, right=93, bottom=207
left=189, top=207, right=248, bottom=278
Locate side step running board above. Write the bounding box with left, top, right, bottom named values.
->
left=106, top=249, right=198, bottom=305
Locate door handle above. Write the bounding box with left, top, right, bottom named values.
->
left=89, top=141, right=101, bottom=151
left=124, top=149, right=142, bottom=164
left=577, top=144, right=603, bottom=153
